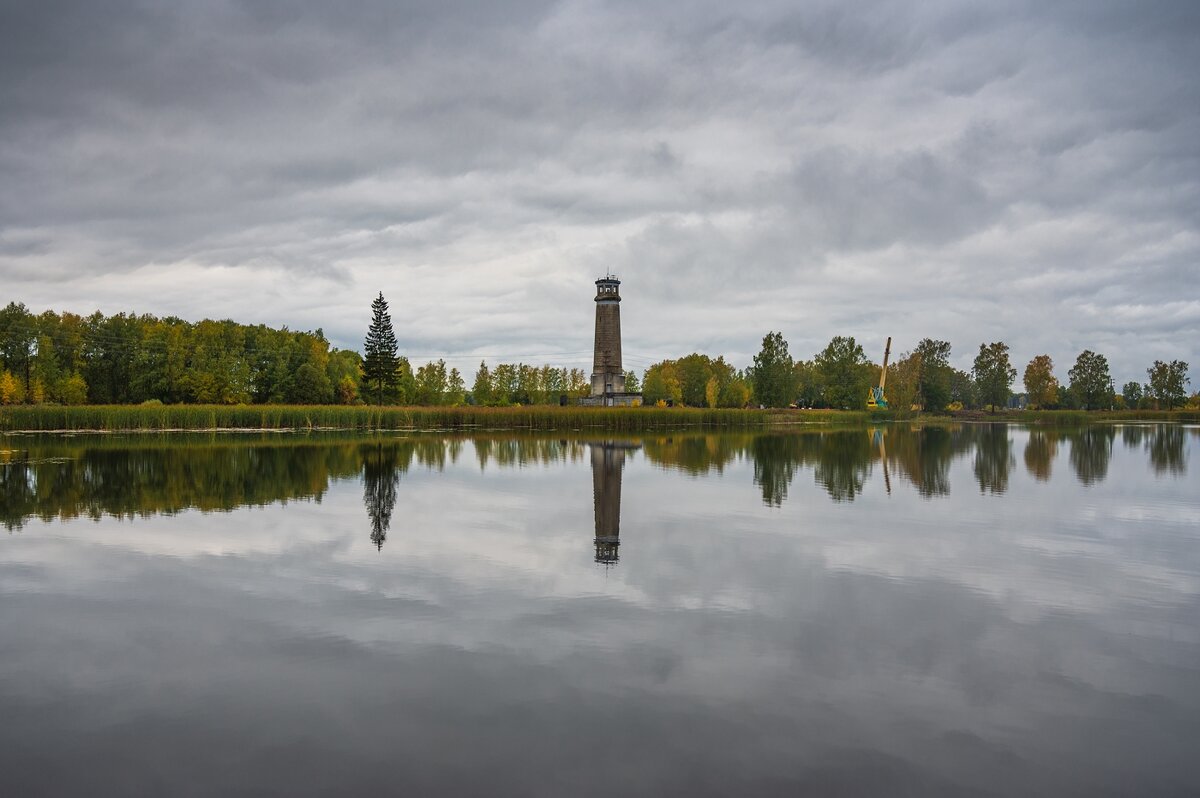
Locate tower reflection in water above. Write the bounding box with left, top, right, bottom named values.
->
left=590, top=441, right=640, bottom=565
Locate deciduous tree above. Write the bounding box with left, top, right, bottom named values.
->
left=885, top=352, right=922, bottom=415
left=1068, top=350, right=1113, bottom=410
left=972, top=342, right=1016, bottom=412
left=814, top=336, right=870, bottom=410
left=949, top=369, right=976, bottom=409
left=1121, top=381, right=1142, bottom=409
left=642, top=361, right=682, bottom=405
left=1023, top=355, right=1059, bottom=409
left=752, top=332, right=796, bottom=408
left=1146, top=360, right=1190, bottom=409
left=289, top=363, right=333, bottom=404
left=914, top=338, right=952, bottom=411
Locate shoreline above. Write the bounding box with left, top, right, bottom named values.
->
left=1, top=404, right=1196, bottom=434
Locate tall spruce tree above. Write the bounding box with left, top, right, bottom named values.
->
left=362, top=292, right=399, bottom=405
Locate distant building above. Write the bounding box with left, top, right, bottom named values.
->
left=581, top=275, right=642, bottom=407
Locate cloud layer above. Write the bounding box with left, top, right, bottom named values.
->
left=1, top=0, right=1197, bottom=382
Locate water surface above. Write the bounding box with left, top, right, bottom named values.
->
left=1, top=425, right=1197, bottom=796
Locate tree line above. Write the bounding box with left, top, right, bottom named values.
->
left=1, top=295, right=1193, bottom=410
left=0, top=301, right=363, bottom=406
left=737, top=331, right=1192, bottom=411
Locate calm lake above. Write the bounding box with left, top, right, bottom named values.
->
left=1, top=424, right=1198, bottom=796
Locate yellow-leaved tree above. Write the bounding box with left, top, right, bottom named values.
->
left=1024, top=354, right=1059, bottom=409
left=0, top=370, right=24, bottom=405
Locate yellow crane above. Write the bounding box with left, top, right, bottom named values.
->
left=866, top=336, right=891, bottom=409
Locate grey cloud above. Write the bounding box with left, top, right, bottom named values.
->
left=0, top=0, right=1197, bottom=383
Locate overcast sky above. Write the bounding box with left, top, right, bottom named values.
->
left=1, top=0, right=1197, bottom=384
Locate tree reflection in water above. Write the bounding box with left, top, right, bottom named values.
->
left=884, top=425, right=970, bottom=498
left=1146, top=425, right=1186, bottom=475
left=812, top=431, right=873, bottom=502
left=1023, top=429, right=1058, bottom=482
left=973, top=424, right=1014, bottom=494
left=0, top=426, right=1190, bottom=538
left=1121, top=424, right=1146, bottom=449
left=362, top=443, right=405, bottom=551
left=751, top=435, right=805, bottom=507
left=1068, top=426, right=1115, bottom=486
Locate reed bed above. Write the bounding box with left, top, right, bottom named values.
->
left=0, top=404, right=775, bottom=432
left=3, top=404, right=1193, bottom=433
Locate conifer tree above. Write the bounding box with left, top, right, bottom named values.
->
left=362, top=293, right=399, bottom=405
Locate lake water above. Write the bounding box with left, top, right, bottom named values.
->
left=1, top=424, right=1197, bottom=796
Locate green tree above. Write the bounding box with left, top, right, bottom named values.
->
left=394, top=357, right=416, bottom=405
left=30, top=335, right=63, bottom=403
left=793, top=360, right=823, bottom=408
left=491, top=363, right=517, bottom=404
left=289, top=363, right=333, bottom=404
left=1121, top=381, right=1142, bottom=409
left=414, top=359, right=448, bottom=405
left=949, top=368, right=976, bottom=409
left=0, top=302, right=35, bottom=389
left=642, top=361, right=682, bottom=405
left=326, top=349, right=363, bottom=404
left=972, top=341, right=1016, bottom=412
left=362, top=293, right=399, bottom=405
left=814, top=336, right=869, bottom=410
left=472, top=361, right=493, bottom=405
left=702, top=357, right=746, bottom=408
left=59, top=372, right=88, bottom=405
left=1023, top=354, right=1059, bottom=409
left=913, top=338, right=952, bottom=411
left=336, top=376, right=358, bottom=404
left=567, top=368, right=589, bottom=397
left=623, top=369, right=640, bottom=394
left=1146, top=360, right=1190, bottom=409
left=752, top=332, right=796, bottom=408
left=677, top=353, right=714, bottom=406
left=446, top=367, right=466, bottom=406
left=885, top=351, right=922, bottom=415
left=1067, top=350, right=1113, bottom=410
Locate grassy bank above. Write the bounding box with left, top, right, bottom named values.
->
left=2, top=404, right=1194, bottom=433
left=0, top=404, right=777, bottom=432
left=943, top=409, right=1200, bottom=425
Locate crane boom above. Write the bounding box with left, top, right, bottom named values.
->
left=879, top=337, right=891, bottom=391
left=866, top=336, right=892, bottom=409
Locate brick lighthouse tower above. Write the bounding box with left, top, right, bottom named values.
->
left=586, top=275, right=641, bottom=406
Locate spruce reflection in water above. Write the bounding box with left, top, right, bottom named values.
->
left=362, top=443, right=403, bottom=551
